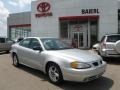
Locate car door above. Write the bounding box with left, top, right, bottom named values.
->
left=27, top=38, right=44, bottom=70
left=17, top=38, right=32, bottom=65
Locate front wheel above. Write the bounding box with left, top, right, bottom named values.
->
left=12, top=54, right=19, bottom=67
left=47, top=63, right=63, bottom=84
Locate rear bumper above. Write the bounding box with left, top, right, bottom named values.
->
left=62, top=61, right=107, bottom=82
left=101, top=49, right=120, bottom=57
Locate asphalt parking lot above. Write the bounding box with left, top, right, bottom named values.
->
left=0, top=52, right=120, bottom=90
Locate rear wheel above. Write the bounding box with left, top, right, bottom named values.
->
left=47, top=63, right=63, bottom=84
left=12, top=54, right=19, bottom=67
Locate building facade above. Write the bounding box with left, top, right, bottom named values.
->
left=7, top=12, right=31, bottom=40
left=8, top=0, right=120, bottom=48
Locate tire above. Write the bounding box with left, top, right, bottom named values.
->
left=47, top=63, right=63, bottom=84
left=12, top=54, right=19, bottom=67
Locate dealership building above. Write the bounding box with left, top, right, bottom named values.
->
left=7, top=0, right=120, bottom=48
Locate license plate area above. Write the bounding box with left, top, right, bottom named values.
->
left=84, top=72, right=104, bottom=82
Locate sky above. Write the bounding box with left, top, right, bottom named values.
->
left=0, top=0, right=36, bottom=37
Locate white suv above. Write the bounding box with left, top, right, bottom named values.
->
left=97, top=34, right=120, bottom=58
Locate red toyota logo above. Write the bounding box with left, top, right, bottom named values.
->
left=37, top=2, right=51, bottom=13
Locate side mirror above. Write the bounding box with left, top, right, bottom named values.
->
left=33, top=46, right=43, bottom=51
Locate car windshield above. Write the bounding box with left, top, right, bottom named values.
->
left=107, top=35, right=120, bottom=42
left=40, top=38, right=73, bottom=50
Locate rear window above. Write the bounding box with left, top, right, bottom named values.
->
left=107, top=35, right=120, bottom=42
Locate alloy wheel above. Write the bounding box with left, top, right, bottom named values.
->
left=48, top=66, right=60, bottom=82
left=13, top=55, right=19, bottom=67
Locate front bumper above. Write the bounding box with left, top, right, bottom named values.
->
left=62, top=61, right=106, bottom=82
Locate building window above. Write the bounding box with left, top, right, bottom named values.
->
left=59, top=18, right=98, bottom=48
left=10, top=26, right=31, bottom=40
left=60, top=21, right=68, bottom=38
left=90, top=20, right=98, bottom=46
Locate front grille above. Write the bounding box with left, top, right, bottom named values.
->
left=93, top=62, right=99, bottom=66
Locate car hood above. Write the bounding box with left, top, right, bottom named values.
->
left=45, top=49, right=102, bottom=63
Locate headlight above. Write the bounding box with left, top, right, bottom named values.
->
left=70, top=61, right=91, bottom=69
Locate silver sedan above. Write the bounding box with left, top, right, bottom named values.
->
left=10, top=37, right=107, bottom=84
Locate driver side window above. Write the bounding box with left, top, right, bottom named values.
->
left=29, top=38, right=41, bottom=50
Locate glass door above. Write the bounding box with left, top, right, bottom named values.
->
left=72, top=32, right=86, bottom=48
left=79, top=33, right=84, bottom=47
